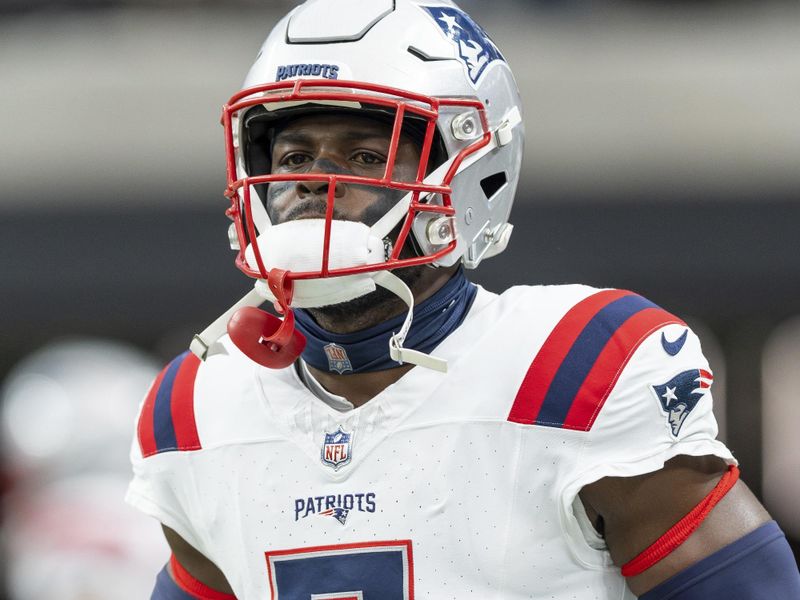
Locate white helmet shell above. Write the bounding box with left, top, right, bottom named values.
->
left=238, top=0, right=524, bottom=269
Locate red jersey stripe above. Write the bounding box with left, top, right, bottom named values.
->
left=561, top=307, right=685, bottom=431
left=170, top=554, right=236, bottom=599
left=508, top=289, right=634, bottom=425
left=170, top=353, right=202, bottom=452
left=137, top=365, right=168, bottom=458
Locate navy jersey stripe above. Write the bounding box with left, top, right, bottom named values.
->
left=152, top=353, right=186, bottom=452
left=535, top=294, right=658, bottom=427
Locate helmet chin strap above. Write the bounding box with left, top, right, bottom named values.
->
left=189, top=287, right=264, bottom=361
left=190, top=268, right=306, bottom=369
left=373, top=270, right=448, bottom=372
left=190, top=268, right=447, bottom=372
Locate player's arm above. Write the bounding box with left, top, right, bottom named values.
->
left=580, top=454, right=800, bottom=598
left=152, top=525, right=236, bottom=599
left=126, top=353, right=237, bottom=598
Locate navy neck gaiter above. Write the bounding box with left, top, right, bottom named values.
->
left=294, top=269, right=478, bottom=374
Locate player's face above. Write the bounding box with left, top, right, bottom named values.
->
left=266, top=113, right=422, bottom=227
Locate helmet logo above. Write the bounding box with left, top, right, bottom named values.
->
left=276, top=63, right=340, bottom=82
left=422, top=6, right=505, bottom=85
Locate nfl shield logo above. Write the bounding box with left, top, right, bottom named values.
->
left=324, top=343, right=353, bottom=374
left=321, top=427, right=353, bottom=471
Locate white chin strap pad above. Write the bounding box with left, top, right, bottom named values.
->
left=246, top=219, right=385, bottom=308
left=374, top=271, right=448, bottom=373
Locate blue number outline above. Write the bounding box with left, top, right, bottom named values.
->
left=265, top=540, right=414, bottom=600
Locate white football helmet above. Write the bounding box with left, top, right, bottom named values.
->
left=192, top=0, right=524, bottom=370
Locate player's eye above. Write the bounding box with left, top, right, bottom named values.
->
left=280, top=152, right=312, bottom=167
left=351, top=151, right=385, bottom=166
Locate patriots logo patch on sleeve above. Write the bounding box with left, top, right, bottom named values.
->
left=652, top=369, right=713, bottom=437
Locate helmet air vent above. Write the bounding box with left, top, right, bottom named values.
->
left=479, top=171, right=508, bottom=201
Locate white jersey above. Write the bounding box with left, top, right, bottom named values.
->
left=127, top=284, right=734, bottom=600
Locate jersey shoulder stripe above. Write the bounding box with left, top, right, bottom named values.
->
left=508, top=289, right=685, bottom=431
left=137, top=351, right=202, bottom=458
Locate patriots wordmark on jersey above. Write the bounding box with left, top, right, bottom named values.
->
left=127, top=285, right=734, bottom=599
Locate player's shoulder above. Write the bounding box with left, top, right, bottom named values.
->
left=493, top=282, right=683, bottom=335
left=135, top=350, right=204, bottom=460
left=133, top=337, right=289, bottom=461
left=493, top=281, right=599, bottom=307
left=495, top=281, right=656, bottom=311
left=467, top=282, right=596, bottom=331
left=501, top=283, right=698, bottom=431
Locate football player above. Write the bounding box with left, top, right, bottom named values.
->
left=127, top=1, right=800, bottom=598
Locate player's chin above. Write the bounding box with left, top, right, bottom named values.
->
left=311, top=264, right=426, bottom=323
left=311, top=286, right=400, bottom=322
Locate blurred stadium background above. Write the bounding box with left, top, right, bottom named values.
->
left=1, top=0, right=798, bottom=596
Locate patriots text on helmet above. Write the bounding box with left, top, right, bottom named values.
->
left=275, top=63, right=340, bottom=82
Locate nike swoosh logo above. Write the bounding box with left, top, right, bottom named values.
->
left=661, top=329, right=689, bottom=356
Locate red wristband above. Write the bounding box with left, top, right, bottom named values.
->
left=169, top=554, right=237, bottom=600
left=621, top=464, right=740, bottom=577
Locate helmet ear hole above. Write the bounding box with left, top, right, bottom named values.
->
left=479, top=171, right=508, bottom=201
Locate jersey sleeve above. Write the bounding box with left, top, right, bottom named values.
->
left=581, top=322, right=733, bottom=474
left=125, top=351, right=210, bottom=556
left=534, top=290, right=736, bottom=567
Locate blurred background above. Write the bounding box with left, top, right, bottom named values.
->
left=1, top=0, right=799, bottom=596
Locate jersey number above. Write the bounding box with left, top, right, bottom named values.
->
left=265, top=540, right=414, bottom=600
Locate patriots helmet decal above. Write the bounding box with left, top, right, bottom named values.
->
left=652, top=369, right=713, bottom=437
left=423, top=5, right=506, bottom=84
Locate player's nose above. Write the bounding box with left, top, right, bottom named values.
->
left=295, top=158, right=348, bottom=199
left=296, top=178, right=347, bottom=199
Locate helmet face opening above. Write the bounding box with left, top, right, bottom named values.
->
left=222, top=79, right=492, bottom=283
left=243, top=104, right=449, bottom=229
